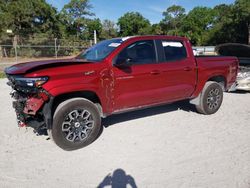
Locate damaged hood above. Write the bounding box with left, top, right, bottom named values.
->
left=5, top=58, right=93, bottom=75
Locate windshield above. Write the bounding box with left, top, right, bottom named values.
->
left=76, top=38, right=126, bottom=62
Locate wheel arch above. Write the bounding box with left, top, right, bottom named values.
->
left=52, top=91, right=103, bottom=118
left=192, top=74, right=227, bottom=98
left=207, top=75, right=226, bottom=91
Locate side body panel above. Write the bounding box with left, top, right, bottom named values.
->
left=154, top=39, right=197, bottom=101
left=108, top=36, right=197, bottom=112
left=191, top=56, right=239, bottom=98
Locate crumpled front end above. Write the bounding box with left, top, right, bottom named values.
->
left=6, top=74, right=52, bottom=134
left=236, top=66, right=250, bottom=91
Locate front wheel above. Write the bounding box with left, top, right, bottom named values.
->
left=195, top=81, right=223, bottom=115
left=48, top=98, right=102, bottom=151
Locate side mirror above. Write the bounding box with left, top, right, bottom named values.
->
left=114, top=58, right=132, bottom=67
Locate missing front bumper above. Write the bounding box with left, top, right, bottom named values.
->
left=11, top=90, right=52, bottom=133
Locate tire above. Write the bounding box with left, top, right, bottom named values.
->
left=48, top=98, right=102, bottom=151
left=195, top=81, right=223, bottom=115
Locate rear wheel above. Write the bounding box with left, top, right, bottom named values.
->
left=195, top=81, right=223, bottom=115
left=48, top=98, right=102, bottom=151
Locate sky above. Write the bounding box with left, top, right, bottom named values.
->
left=46, top=0, right=236, bottom=24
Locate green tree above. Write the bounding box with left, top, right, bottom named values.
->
left=205, top=0, right=250, bottom=45
left=181, top=7, right=215, bottom=45
left=117, top=12, right=151, bottom=36
left=100, top=19, right=118, bottom=39
left=151, top=24, right=163, bottom=35
left=161, top=5, right=185, bottom=35
left=234, top=0, right=250, bottom=44
left=205, top=4, right=236, bottom=45
left=0, top=0, right=60, bottom=38
left=61, top=0, right=94, bottom=39
left=84, top=18, right=102, bottom=40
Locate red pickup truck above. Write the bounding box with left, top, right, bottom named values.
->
left=5, top=35, right=238, bottom=150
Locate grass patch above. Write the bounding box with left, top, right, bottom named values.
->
left=0, top=72, right=6, bottom=78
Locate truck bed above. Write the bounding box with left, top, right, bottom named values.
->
left=194, top=56, right=238, bottom=92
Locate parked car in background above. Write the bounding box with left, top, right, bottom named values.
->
left=237, top=58, right=250, bottom=91
left=216, top=43, right=250, bottom=91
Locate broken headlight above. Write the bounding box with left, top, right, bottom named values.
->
left=15, top=77, right=49, bottom=88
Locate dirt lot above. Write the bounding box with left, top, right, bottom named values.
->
left=0, top=78, right=250, bottom=188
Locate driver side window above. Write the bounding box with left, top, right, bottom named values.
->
left=116, top=40, right=156, bottom=65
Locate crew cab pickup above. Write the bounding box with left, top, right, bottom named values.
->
left=5, top=36, right=239, bottom=150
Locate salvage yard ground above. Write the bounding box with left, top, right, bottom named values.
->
left=0, top=78, right=250, bottom=188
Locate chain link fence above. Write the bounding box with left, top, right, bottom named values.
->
left=0, top=36, right=94, bottom=63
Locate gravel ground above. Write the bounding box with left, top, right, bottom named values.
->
left=0, top=78, right=250, bottom=188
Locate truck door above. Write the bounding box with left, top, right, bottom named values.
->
left=112, top=40, right=164, bottom=111
left=155, top=40, right=197, bottom=101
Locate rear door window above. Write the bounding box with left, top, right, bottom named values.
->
left=161, top=41, right=187, bottom=62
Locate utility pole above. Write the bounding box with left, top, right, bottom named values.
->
left=54, top=38, right=58, bottom=58
left=13, top=35, right=18, bottom=62
left=94, top=30, right=97, bottom=44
